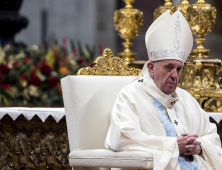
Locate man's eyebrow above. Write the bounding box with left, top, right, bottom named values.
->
left=164, top=63, right=183, bottom=67
left=164, top=63, right=174, bottom=67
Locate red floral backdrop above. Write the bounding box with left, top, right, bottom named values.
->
left=0, top=39, right=104, bottom=107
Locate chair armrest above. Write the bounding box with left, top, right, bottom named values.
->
left=69, top=149, right=153, bottom=169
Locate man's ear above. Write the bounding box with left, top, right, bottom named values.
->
left=147, top=62, right=155, bottom=78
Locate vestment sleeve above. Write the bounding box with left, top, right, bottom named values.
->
left=197, top=108, right=222, bottom=169
left=105, top=88, right=180, bottom=170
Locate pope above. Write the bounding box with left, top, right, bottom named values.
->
left=105, top=10, right=222, bottom=170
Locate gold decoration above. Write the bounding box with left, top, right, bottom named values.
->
left=29, top=127, right=45, bottom=167
left=0, top=115, right=71, bottom=169
left=173, top=0, right=191, bottom=21
left=41, top=133, right=56, bottom=168
left=76, top=48, right=141, bottom=76
left=175, top=0, right=222, bottom=112
left=187, top=0, right=216, bottom=59
left=0, top=126, right=12, bottom=169
left=154, top=0, right=174, bottom=21
left=14, top=132, right=29, bottom=167
left=178, top=59, right=222, bottom=111
left=114, top=0, right=143, bottom=62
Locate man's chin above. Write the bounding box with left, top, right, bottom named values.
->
left=164, top=86, right=176, bottom=94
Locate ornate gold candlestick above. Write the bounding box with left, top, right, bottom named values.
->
left=154, top=0, right=174, bottom=20
left=114, top=0, right=143, bottom=63
left=173, top=0, right=191, bottom=21
left=177, top=0, right=222, bottom=111
left=187, top=0, right=216, bottom=59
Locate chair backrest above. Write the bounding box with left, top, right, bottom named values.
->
left=61, top=76, right=136, bottom=151
left=61, top=48, right=141, bottom=152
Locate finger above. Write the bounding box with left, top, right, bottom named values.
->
left=194, top=146, right=198, bottom=151
left=193, top=145, right=201, bottom=155
left=177, top=136, right=183, bottom=140
left=192, top=141, right=201, bottom=145
left=187, top=137, right=196, bottom=144
left=193, top=134, right=198, bottom=138
left=181, top=133, right=189, bottom=136
left=178, top=136, right=188, bottom=144
left=185, top=144, right=195, bottom=150
left=189, top=134, right=198, bottom=138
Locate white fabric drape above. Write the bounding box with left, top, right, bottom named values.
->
left=0, top=107, right=65, bottom=122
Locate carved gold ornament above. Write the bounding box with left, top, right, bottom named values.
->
left=187, top=0, right=216, bottom=59
left=76, top=48, right=141, bottom=76
left=173, top=0, right=191, bottom=21
left=114, top=0, right=143, bottom=63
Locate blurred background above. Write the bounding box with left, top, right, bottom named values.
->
left=1, top=0, right=222, bottom=107
left=17, top=0, right=222, bottom=60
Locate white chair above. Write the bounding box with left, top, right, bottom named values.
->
left=61, top=49, right=153, bottom=170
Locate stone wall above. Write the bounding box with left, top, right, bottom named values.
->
left=16, top=0, right=117, bottom=53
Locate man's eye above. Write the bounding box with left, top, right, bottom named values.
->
left=165, top=66, right=172, bottom=71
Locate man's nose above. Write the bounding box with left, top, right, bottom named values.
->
left=170, top=69, right=179, bottom=79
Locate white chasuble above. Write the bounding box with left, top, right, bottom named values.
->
left=105, top=77, right=222, bottom=170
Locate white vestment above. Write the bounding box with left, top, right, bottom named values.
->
left=105, top=77, right=222, bottom=170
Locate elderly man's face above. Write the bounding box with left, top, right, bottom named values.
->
left=148, top=60, right=183, bottom=94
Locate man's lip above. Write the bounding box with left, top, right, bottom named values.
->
left=167, top=82, right=176, bottom=84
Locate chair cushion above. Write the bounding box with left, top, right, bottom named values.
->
left=69, top=149, right=153, bottom=169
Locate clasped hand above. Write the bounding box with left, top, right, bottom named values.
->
left=177, top=133, right=201, bottom=155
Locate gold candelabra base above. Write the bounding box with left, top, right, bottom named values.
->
left=118, top=42, right=137, bottom=63
left=190, top=38, right=210, bottom=59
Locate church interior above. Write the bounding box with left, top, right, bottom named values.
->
left=1, top=0, right=222, bottom=169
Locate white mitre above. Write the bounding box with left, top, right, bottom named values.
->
left=145, top=10, right=193, bottom=63
left=137, top=10, right=193, bottom=79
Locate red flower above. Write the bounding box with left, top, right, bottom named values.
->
left=0, top=84, right=11, bottom=89
left=47, top=77, right=58, bottom=88
left=13, top=61, right=19, bottom=68
left=36, top=62, right=41, bottom=69
left=40, top=64, right=52, bottom=75
left=41, top=58, right=46, bottom=64
left=72, top=47, right=79, bottom=55
left=23, top=56, right=31, bottom=64
left=0, top=64, right=11, bottom=74
left=20, top=72, right=26, bottom=81
left=89, top=63, right=94, bottom=67
left=77, top=58, right=85, bottom=64
left=29, top=75, right=41, bottom=86
left=0, top=71, right=2, bottom=79
left=31, top=68, right=36, bottom=74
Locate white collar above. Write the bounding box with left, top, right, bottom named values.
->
left=136, top=77, right=179, bottom=108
